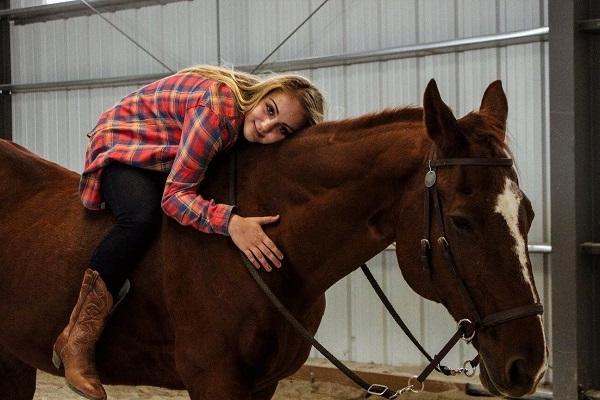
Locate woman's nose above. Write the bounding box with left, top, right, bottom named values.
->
left=261, top=118, right=277, bottom=132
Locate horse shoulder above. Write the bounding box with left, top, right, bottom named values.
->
left=240, top=294, right=326, bottom=387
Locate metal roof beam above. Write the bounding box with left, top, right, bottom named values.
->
left=0, top=0, right=189, bottom=25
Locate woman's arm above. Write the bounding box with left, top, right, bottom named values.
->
left=161, top=105, right=234, bottom=235
left=162, top=105, right=283, bottom=271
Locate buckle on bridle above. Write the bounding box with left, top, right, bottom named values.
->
left=437, top=236, right=449, bottom=250
left=457, top=318, right=476, bottom=342
left=367, top=383, right=396, bottom=398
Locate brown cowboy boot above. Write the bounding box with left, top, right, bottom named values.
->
left=52, top=268, right=113, bottom=400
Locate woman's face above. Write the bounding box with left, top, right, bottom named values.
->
left=243, top=90, right=306, bottom=144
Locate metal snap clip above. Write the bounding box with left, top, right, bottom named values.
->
left=463, top=359, right=477, bottom=377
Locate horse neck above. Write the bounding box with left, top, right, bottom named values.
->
left=237, top=115, right=430, bottom=302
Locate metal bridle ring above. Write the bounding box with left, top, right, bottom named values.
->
left=407, top=376, right=424, bottom=393
left=463, top=360, right=477, bottom=377
left=458, top=318, right=476, bottom=342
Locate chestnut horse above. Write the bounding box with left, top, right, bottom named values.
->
left=0, top=80, right=546, bottom=399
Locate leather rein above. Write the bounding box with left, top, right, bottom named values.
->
left=230, top=149, right=544, bottom=398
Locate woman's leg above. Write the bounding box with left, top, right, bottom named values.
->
left=90, top=163, right=167, bottom=297
left=52, top=269, right=112, bottom=400
left=53, top=163, right=166, bottom=400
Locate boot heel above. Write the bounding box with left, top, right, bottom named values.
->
left=52, top=349, right=63, bottom=370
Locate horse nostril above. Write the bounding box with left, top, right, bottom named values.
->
left=508, top=358, right=529, bottom=388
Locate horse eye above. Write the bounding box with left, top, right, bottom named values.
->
left=450, top=215, right=473, bottom=233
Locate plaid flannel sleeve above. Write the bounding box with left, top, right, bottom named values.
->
left=161, top=105, right=235, bottom=235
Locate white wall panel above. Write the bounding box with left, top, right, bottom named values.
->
left=457, top=48, right=498, bottom=115
left=345, top=63, right=382, bottom=117
left=501, top=42, right=547, bottom=244
left=218, top=0, right=250, bottom=66
left=350, top=257, right=386, bottom=362
left=308, top=0, right=345, bottom=58
left=345, top=0, right=380, bottom=53
left=383, top=252, right=424, bottom=366
left=420, top=53, right=459, bottom=107
left=381, top=58, right=419, bottom=108
left=311, top=66, right=346, bottom=120
left=12, top=85, right=138, bottom=172
left=458, top=0, right=497, bottom=37
left=381, top=0, right=417, bottom=48
left=65, top=16, right=90, bottom=80
left=8, top=0, right=551, bottom=382
left=10, top=1, right=219, bottom=84
left=10, top=0, right=44, bottom=7
left=499, top=0, right=544, bottom=31
left=276, top=0, right=313, bottom=60
left=418, top=0, right=456, bottom=42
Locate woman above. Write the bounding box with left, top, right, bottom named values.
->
left=51, top=65, right=325, bottom=400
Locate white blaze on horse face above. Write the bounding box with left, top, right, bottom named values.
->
left=493, top=178, right=536, bottom=299
left=494, top=177, right=548, bottom=386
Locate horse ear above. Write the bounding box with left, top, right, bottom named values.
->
left=423, top=79, right=463, bottom=155
left=479, top=80, right=508, bottom=134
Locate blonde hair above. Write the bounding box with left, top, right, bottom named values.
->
left=179, top=65, right=325, bottom=127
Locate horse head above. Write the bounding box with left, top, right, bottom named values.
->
left=395, top=80, right=547, bottom=397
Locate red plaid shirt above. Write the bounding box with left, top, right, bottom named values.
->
left=80, top=72, right=244, bottom=235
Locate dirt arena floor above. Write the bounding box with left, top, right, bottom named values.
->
left=33, top=359, right=504, bottom=400
left=34, top=371, right=489, bottom=400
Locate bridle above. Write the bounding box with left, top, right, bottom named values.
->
left=421, top=151, right=544, bottom=334
left=409, top=149, right=544, bottom=390
left=231, top=149, right=544, bottom=398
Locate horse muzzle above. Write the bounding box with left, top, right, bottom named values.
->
left=478, top=340, right=548, bottom=398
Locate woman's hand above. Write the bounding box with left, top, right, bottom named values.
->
left=228, top=214, right=284, bottom=271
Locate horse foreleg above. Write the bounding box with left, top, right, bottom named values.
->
left=183, top=370, right=253, bottom=400
left=0, top=349, right=36, bottom=400
left=176, top=354, right=252, bottom=400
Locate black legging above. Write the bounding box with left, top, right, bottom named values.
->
left=90, top=163, right=168, bottom=298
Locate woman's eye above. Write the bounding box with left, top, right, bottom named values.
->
left=279, top=126, right=290, bottom=136
left=266, top=104, right=275, bottom=116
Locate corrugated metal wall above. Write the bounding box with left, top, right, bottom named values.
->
left=8, top=0, right=551, bottom=382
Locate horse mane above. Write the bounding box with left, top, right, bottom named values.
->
left=311, top=107, right=423, bottom=134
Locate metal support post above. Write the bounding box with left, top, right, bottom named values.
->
left=0, top=0, right=11, bottom=140
left=549, top=1, right=600, bottom=398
